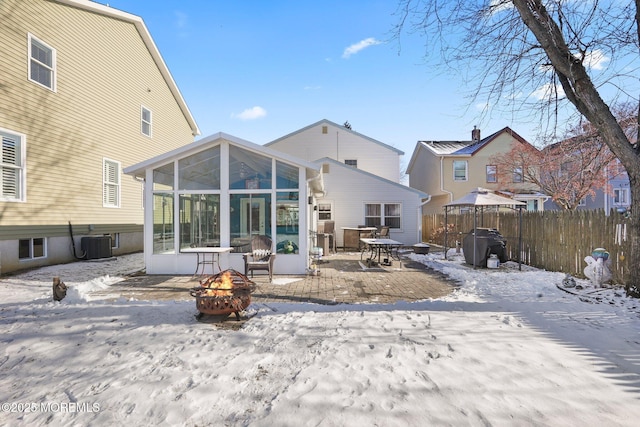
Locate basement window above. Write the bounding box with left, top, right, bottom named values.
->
left=19, top=237, right=47, bottom=260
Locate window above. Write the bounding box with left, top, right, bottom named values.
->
left=344, top=159, right=357, bottom=168
left=179, top=147, right=220, bottom=190
left=318, top=202, right=333, bottom=220
left=19, top=238, right=46, bottom=260
left=1, top=129, right=25, bottom=201
left=322, top=126, right=328, bottom=134
left=276, top=161, right=299, bottom=189
left=453, top=160, right=467, bottom=181
left=103, top=159, right=121, bottom=207
left=513, top=167, right=523, bottom=183
left=365, top=203, right=401, bottom=229
left=28, top=34, right=56, bottom=91
left=486, top=165, right=497, bottom=183
left=141, top=106, right=152, bottom=137
left=229, top=146, right=272, bottom=190
left=614, top=188, right=629, bottom=205
left=276, top=192, right=299, bottom=254
left=179, top=194, right=220, bottom=250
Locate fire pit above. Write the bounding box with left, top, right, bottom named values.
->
left=190, top=269, right=256, bottom=320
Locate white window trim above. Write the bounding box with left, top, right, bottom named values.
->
left=513, top=166, right=524, bottom=183
left=28, top=33, right=56, bottom=92
left=318, top=201, right=333, bottom=221
left=453, top=160, right=468, bottom=182
left=364, top=202, right=403, bottom=231
left=486, top=165, right=497, bottom=183
left=0, top=127, right=27, bottom=202
left=613, top=188, right=629, bottom=205
left=103, top=158, right=121, bottom=208
left=141, top=106, right=153, bottom=137
left=19, top=237, right=47, bottom=261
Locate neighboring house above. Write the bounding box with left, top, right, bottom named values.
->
left=123, top=133, right=323, bottom=275
left=408, top=127, right=547, bottom=214
left=0, top=0, right=199, bottom=274
left=265, top=119, right=404, bottom=183
left=544, top=158, right=632, bottom=214
left=266, top=120, right=428, bottom=247
left=312, top=158, right=428, bottom=248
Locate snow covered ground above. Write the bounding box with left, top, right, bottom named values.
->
left=1, top=251, right=640, bottom=426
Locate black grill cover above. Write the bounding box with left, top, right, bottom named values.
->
left=462, top=228, right=507, bottom=267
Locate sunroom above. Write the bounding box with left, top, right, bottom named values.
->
left=124, top=133, right=324, bottom=275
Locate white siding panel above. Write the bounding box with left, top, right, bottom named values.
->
left=269, top=122, right=401, bottom=183
left=320, top=162, right=423, bottom=247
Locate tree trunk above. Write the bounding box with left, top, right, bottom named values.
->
left=513, top=0, right=640, bottom=296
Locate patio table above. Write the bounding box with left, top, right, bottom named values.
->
left=181, top=247, right=233, bottom=276
left=360, top=238, right=402, bottom=267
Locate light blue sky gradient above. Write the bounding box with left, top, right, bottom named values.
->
left=98, top=0, right=591, bottom=160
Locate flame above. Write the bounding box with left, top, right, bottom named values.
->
left=204, top=270, right=233, bottom=297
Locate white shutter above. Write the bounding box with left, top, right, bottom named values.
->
left=103, top=159, right=120, bottom=207
left=1, top=134, right=19, bottom=198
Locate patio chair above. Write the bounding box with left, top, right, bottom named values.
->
left=322, top=221, right=336, bottom=253
left=376, top=226, right=390, bottom=238
left=243, top=235, right=276, bottom=281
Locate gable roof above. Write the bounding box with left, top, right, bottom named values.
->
left=407, top=127, right=531, bottom=173
left=123, top=132, right=323, bottom=192
left=316, top=157, right=428, bottom=199
left=265, top=119, right=404, bottom=155
left=54, top=0, right=200, bottom=136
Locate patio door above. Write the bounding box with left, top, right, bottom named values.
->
left=240, top=197, right=265, bottom=236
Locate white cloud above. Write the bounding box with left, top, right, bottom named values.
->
left=342, top=37, right=382, bottom=59
left=231, top=106, right=267, bottom=120
left=475, top=101, right=491, bottom=112
left=174, top=10, right=188, bottom=29
left=488, top=0, right=513, bottom=14
left=581, top=49, right=609, bottom=70
left=531, top=83, right=565, bottom=100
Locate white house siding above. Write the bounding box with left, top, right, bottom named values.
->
left=267, top=120, right=403, bottom=183
left=0, top=0, right=196, bottom=273
left=317, top=159, right=426, bottom=248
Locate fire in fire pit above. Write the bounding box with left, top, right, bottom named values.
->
left=190, top=269, right=256, bottom=320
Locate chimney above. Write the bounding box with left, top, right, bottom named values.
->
left=472, top=126, right=481, bottom=143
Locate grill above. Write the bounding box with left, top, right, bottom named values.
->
left=190, top=269, right=256, bottom=320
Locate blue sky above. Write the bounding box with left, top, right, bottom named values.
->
left=98, top=0, right=560, bottom=159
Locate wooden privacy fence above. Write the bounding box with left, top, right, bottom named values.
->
left=422, top=210, right=632, bottom=284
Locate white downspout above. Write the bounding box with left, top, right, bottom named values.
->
left=440, top=156, right=454, bottom=203
left=417, top=195, right=432, bottom=243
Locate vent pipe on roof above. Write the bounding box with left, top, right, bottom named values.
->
left=472, top=126, right=481, bottom=143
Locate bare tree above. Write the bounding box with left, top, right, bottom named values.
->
left=396, top=0, right=640, bottom=296
left=490, top=116, right=624, bottom=210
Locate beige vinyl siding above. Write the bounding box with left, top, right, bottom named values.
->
left=408, top=145, right=442, bottom=198
left=0, top=0, right=194, bottom=228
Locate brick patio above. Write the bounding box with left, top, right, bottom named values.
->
left=97, top=250, right=456, bottom=304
